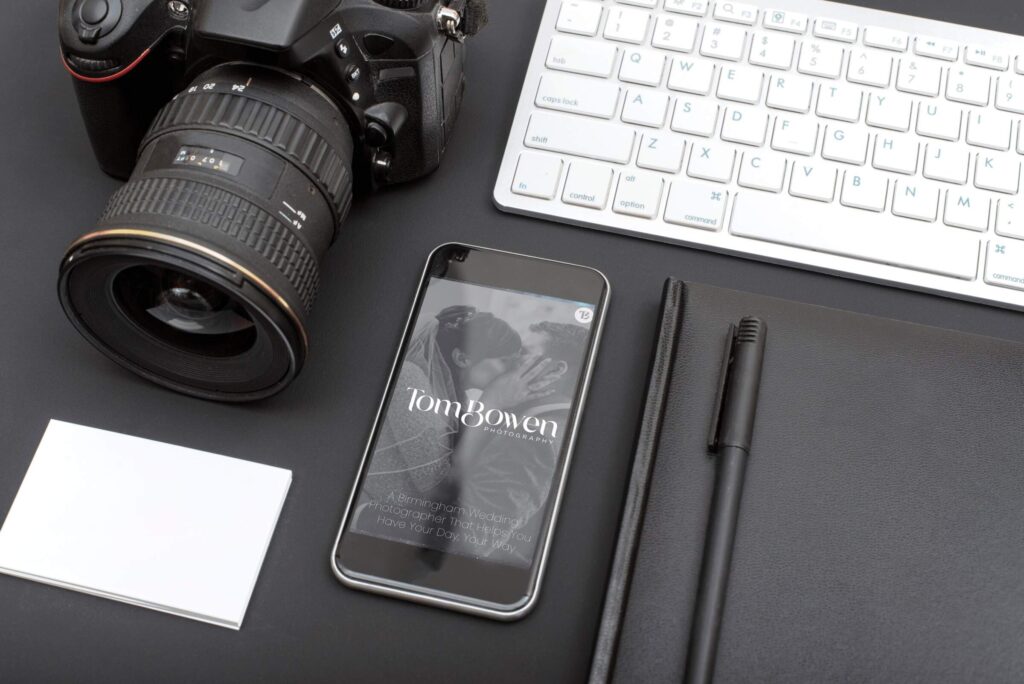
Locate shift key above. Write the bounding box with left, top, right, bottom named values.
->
left=525, top=112, right=636, bottom=164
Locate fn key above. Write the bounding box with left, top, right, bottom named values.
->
left=512, top=152, right=563, bottom=199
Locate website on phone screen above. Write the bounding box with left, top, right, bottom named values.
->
left=349, top=277, right=596, bottom=568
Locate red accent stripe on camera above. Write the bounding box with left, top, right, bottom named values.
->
left=61, top=48, right=152, bottom=83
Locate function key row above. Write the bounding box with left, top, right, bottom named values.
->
left=557, top=1, right=1024, bottom=72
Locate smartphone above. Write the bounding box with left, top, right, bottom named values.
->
left=331, top=244, right=609, bottom=620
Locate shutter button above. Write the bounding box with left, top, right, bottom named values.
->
left=81, top=0, right=109, bottom=25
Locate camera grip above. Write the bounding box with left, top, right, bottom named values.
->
left=71, top=55, right=174, bottom=179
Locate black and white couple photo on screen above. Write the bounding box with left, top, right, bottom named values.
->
left=353, top=279, right=592, bottom=567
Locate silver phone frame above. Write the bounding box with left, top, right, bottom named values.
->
left=329, top=242, right=610, bottom=621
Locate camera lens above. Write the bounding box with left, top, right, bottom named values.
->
left=112, top=265, right=257, bottom=357
left=59, top=64, right=354, bottom=401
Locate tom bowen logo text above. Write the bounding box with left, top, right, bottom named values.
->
left=405, top=388, right=559, bottom=439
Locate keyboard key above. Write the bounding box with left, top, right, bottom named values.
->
left=866, top=92, right=913, bottom=131
left=687, top=142, right=736, bottom=182
left=547, top=36, right=619, bottom=77
left=985, top=240, right=1024, bottom=290
left=717, top=65, right=765, bottom=104
left=914, top=36, right=959, bottom=61
left=713, top=1, right=759, bottom=25
left=604, top=6, right=651, bottom=44
left=671, top=98, right=720, bottom=136
left=525, top=112, right=636, bottom=164
left=738, top=151, right=788, bottom=192
left=863, top=27, right=909, bottom=52
left=996, top=199, right=1024, bottom=239
left=721, top=106, right=769, bottom=146
left=618, top=0, right=658, bottom=7
left=619, top=48, right=667, bottom=86
left=730, top=192, right=979, bottom=280
left=562, top=161, right=614, bottom=209
left=847, top=49, right=893, bottom=87
left=965, top=45, right=1010, bottom=71
left=700, top=24, right=747, bottom=61
left=664, top=0, right=708, bottom=17
left=536, top=73, right=621, bottom=119
left=995, top=76, right=1024, bottom=114
left=892, top=180, right=940, bottom=221
left=766, top=74, right=814, bottom=112
left=638, top=134, right=687, bottom=173
left=789, top=161, right=837, bottom=201
left=556, top=1, right=604, bottom=37
left=947, top=68, right=991, bottom=106
left=916, top=102, right=962, bottom=141
left=943, top=190, right=990, bottom=231
left=840, top=169, right=889, bottom=211
left=798, top=41, right=845, bottom=78
left=896, top=58, right=942, bottom=97
left=749, top=32, right=796, bottom=69
left=923, top=143, right=969, bottom=184
left=622, top=88, right=671, bottom=127
left=668, top=58, right=717, bottom=94
left=966, top=111, right=1013, bottom=151
left=771, top=115, right=819, bottom=155
left=975, top=153, right=1021, bottom=194
left=816, top=83, right=863, bottom=122
left=872, top=134, right=919, bottom=175
left=813, top=17, right=858, bottom=43
left=665, top=181, right=729, bottom=230
left=652, top=15, right=699, bottom=53
left=822, top=124, right=869, bottom=164
left=763, top=8, right=808, bottom=34
left=512, top=152, right=564, bottom=199
left=613, top=171, right=665, bottom=218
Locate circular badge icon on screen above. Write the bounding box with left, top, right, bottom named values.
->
left=574, top=307, right=594, bottom=325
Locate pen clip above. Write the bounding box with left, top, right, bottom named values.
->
left=707, top=323, right=738, bottom=453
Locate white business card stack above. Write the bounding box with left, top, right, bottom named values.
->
left=0, top=420, right=292, bottom=629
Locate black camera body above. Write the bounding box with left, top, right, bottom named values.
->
left=57, top=0, right=485, bottom=402
left=60, top=0, right=470, bottom=186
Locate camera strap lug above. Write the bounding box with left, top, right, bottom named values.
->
left=437, top=0, right=488, bottom=41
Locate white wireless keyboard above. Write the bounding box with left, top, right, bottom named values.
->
left=494, top=0, right=1024, bottom=310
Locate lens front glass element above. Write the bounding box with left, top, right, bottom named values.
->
left=113, top=265, right=257, bottom=357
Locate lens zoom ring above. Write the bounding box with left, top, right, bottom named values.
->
left=149, top=92, right=354, bottom=222
left=100, top=177, right=321, bottom=313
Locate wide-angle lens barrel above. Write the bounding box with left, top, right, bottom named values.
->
left=58, top=63, right=354, bottom=401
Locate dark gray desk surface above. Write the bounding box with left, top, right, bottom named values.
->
left=2, top=2, right=1023, bottom=682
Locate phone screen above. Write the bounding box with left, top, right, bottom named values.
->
left=349, top=275, right=598, bottom=568
left=334, top=246, right=607, bottom=615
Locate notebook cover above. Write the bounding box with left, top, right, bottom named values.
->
left=595, top=280, right=1024, bottom=682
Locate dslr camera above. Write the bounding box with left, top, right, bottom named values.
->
left=57, top=0, right=486, bottom=401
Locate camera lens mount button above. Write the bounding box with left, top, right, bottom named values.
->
left=80, top=0, right=108, bottom=25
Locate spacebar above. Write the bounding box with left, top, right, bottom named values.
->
left=730, top=193, right=980, bottom=280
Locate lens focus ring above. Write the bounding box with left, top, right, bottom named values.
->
left=98, top=176, right=321, bottom=312
left=145, top=88, right=354, bottom=224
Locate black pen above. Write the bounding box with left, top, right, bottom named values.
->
left=684, top=317, right=767, bottom=684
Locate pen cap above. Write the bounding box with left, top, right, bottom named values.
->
left=709, top=317, right=767, bottom=453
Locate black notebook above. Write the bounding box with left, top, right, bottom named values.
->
left=591, top=280, right=1024, bottom=683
